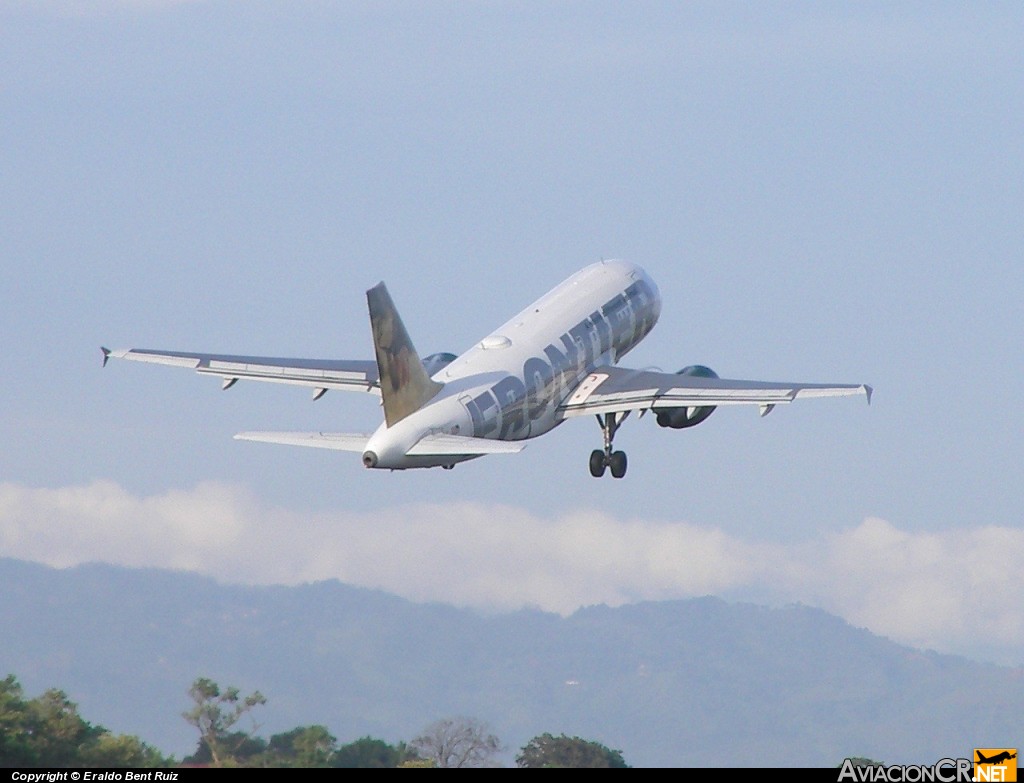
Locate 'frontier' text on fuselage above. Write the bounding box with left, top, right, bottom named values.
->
left=463, top=274, right=660, bottom=440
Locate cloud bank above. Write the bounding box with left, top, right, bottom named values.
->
left=1, top=480, right=1020, bottom=665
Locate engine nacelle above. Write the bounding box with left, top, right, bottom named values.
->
left=655, top=365, right=718, bottom=429
left=422, top=352, right=457, bottom=376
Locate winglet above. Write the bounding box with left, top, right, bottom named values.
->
left=367, top=282, right=444, bottom=427
left=863, top=385, right=873, bottom=405
left=100, top=346, right=111, bottom=367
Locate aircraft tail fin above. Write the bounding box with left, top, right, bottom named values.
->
left=367, top=282, right=444, bottom=427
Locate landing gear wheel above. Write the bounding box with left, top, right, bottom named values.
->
left=609, top=450, right=627, bottom=479
left=590, top=412, right=632, bottom=478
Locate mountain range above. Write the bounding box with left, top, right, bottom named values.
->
left=1, top=558, right=1018, bottom=767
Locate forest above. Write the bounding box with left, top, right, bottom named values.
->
left=0, top=675, right=628, bottom=768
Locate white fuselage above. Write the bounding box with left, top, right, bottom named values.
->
left=362, top=260, right=662, bottom=469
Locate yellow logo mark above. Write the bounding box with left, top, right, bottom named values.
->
left=974, top=749, right=1017, bottom=782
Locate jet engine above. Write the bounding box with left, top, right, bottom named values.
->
left=422, top=352, right=457, bottom=376
left=655, top=365, right=718, bottom=429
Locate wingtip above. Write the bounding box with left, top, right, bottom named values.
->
left=863, top=385, right=873, bottom=405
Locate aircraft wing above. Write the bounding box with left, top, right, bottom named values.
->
left=558, top=365, right=872, bottom=418
left=102, top=347, right=380, bottom=396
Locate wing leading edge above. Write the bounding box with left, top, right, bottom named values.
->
left=558, top=365, right=872, bottom=418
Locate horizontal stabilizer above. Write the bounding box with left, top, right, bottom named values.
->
left=234, top=432, right=371, bottom=452
left=406, top=434, right=526, bottom=457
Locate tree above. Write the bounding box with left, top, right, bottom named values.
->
left=332, top=736, right=406, bottom=768
left=516, top=733, right=629, bottom=768
left=842, top=757, right=884, bottom=768
left=182, top=677, right=266, bottom=767
left=184, top=731, right=267, bottom=767
left=0, top=675, right=34, bottom=766
left=0, top=674, right=168, bottom=768
left=80, top=734, right=169, bottom=767
left=267, top=725, right=337, bottom=767
left=410, top=717, right=502, bottom=768
left=26, top=687, right=104, bottom=766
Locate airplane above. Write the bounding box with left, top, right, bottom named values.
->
left=102, top=259, right=871, bottom=478
left=976, top=752, right=1016, bottom=765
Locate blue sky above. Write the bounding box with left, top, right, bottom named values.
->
left=1, top=1, right=1022, bottom=664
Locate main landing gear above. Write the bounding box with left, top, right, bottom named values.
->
left=589, top=412, right=629, bottom=478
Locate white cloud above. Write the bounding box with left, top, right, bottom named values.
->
left=1, top=480, right=1021, bottom=665
left=798, top=518, right=1024, bottom=657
